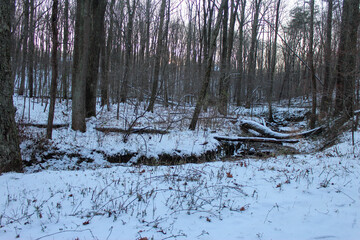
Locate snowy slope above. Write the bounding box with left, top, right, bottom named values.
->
left=1, top=96, right=359, bottom=239
left=1, top=131, right=360, bottom=240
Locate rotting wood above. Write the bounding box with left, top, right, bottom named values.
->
left=95, top=127, right=169, bottom=134
left=214, top=136, right=299, bottom=144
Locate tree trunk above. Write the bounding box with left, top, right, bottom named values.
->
left=101, top=0, right=115, bottom=109
left=0, top=0, right=23, bottom=173
left=85, top=0, right=107, bottom=118
left=61, top=0, right=69, bottom=101
left=218, top=0, right=229, bottom=115
left=46, top=0, right=58, bottom=139
left=189, top=0, right=227, bottom=130
left=19, top=0, right=29, bottom=96
left=309, top=0, right=317, bottom=129
left=246, top=0, right=262, bottom=109
left=72, top=0, right=90, bottom=132
left=184, top=1, right=193, bottom=98
left=120, top=0, right=137, bottom=103
left=319, top=0, right=333, bottom=117
left=267, top=0, right=281, bottom=122
left=236, top=0, right=246, bottom=106
left=147, top=0, right=167, bottom=112
left=28, top=0, right=35, bottom=98
left=334, top=0, right=360, bottom=118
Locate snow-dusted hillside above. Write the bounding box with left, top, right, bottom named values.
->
left=0, top=96, right=359, bottom=239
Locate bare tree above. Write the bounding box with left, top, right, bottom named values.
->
left=309, top=0, right=317, bottom=129
left=120, top=0, right=138, bottom=103
left=189, top=0, right=227, bottom=130
left=28, top=0, right=35, bottom=98
left=235, top=0, right=246, bottom=106
left=334, top=0, right=360, bottom=118
left=319, top=0, right=333, bottom=117
left=18, top=0, right=29, bottom=96
left=101, top=0, right=115, bottom=109
left=46, top=0, right=59, bottom=139
left=61, top=0, right=69, bottom=101
left=72, top=0, right=91, bottom=132
left=267, top=0, right=281, bottom=122
left=147, top=0, right=167, bottom=112
left=85, top=0, right=107, bottom=117
left=246, top=0, right=262, bottom=109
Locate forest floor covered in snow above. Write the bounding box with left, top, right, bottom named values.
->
left=0, top=96, right=359, bottom=239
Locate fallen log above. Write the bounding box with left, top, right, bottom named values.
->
left=95, top=127, right=169, bottom=134
left=214, top=136, right=299, bottom=144
left=239, top=120, right=322, bottom=139
left=19, top=123, right=69, bottom=128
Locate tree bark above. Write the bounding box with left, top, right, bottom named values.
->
left=218, top=0, right=229, bottom=115
left=61, top=0, right=69, bottom=101
left=245, top=0, right=262, bottom=109
left=101, top=0, right=115, bottom=109
left=189, top=0, right=227, bottom=130
left=267, top=0, right=281, bottom=122
left=309, top=0, right=317, bottom=129
left=0, top=0, right=23, bottom=173
left=235, top=0, right=246, bottom=106
left=47, top=0, right=59, bottom=139
left=72, top=0, right=89, bottom=132
left=85, top=0, right=107, bottom=118
left=320, top=0, right=333, bottom=117
left=27, top=0, right=35, bottom=98
left=147, top=0, right=167, bottom=112
left=334, top=0, right=360, bottom=118
left=18, top=0, right=29, bottom=96
left=120, top=0, right=137, bottom=103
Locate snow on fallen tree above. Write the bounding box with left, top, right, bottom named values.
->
left=95, top=127, right=169, bottom=134
left=239, top=120, right=322, bottom=139
left=214, top=136, right=299, bottom=144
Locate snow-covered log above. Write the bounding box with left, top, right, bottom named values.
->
left=239, top=120, right=322, bottom=139
left=95, top=127, right=169, bottom=134
left=214, top=136, right=299, bottom=144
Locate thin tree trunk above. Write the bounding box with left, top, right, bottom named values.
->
left=28, top=0, right=35, bottom=98
left=147, top=0, right=167, bottom=112
left=319, top=0, right=333, bottom=117
left=61, top=0, right=69, bottom=101
left=236, top=0, right=246, bottom=106
left=246, top=0, right=262, bottom=109
left=218, top=0, right=229, bottom=116
left=267, top=0, right=281, bottom=122
left=309, top=0, right=317, bottom=129
left=189, top=0, right=227, bottom=130
left=19, top=0, right=29, bottom=96
left=47, top=0, right=58, bottom=139
left=184, top=1, right=193, bottom=97
left=101, top=0, right=115, bottom=109
left=120, top=0, right=137, bottom=103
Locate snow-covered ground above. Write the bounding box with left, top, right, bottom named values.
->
left=0, top=96, right=359, bottom=239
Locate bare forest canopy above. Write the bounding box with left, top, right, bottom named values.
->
left=10, top=0, right=360, bottom=132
